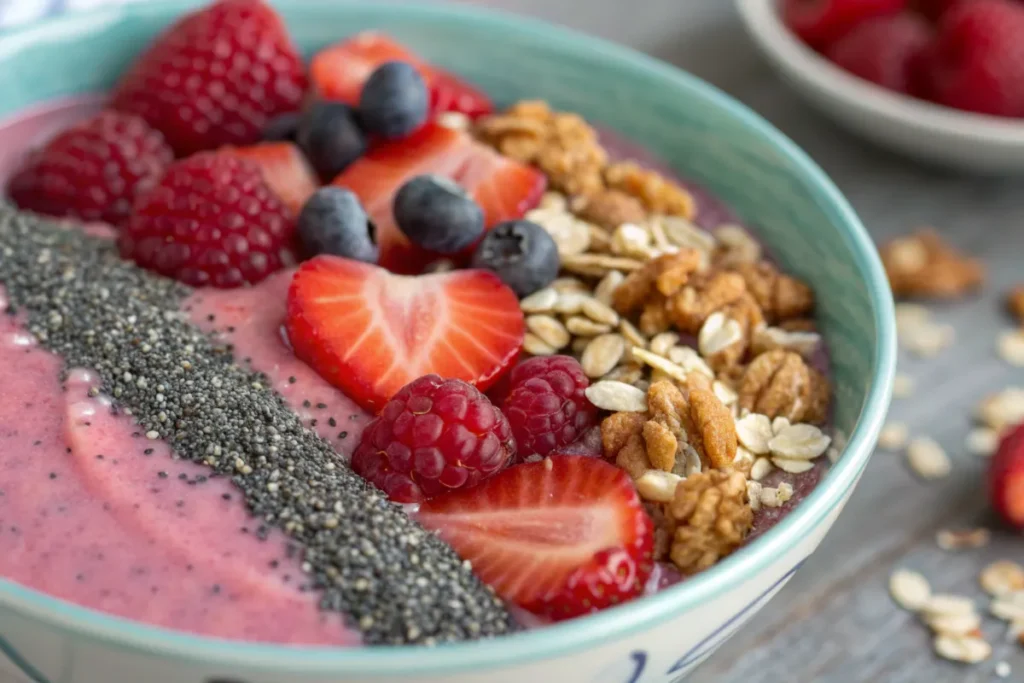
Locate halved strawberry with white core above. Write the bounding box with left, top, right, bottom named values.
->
left=221, top=142, right=319, bottom=215
left=417, top=456, right=654, bottom=618
left=286, top=255, right=524, bottom=412
left=332, top=123, right=545, bottom=273
left=310, top=31, right=494, bottom=119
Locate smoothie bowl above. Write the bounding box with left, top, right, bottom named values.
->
left=0, top=1, right=895, bottom=682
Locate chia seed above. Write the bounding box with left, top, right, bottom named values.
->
left=0, top=206, right=513, bottom=645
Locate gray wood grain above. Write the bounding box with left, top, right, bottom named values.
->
left=450, top=0, right=1024, bottom=680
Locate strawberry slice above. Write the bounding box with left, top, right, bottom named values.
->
left=310, top=31, right=495, bottom=118
left=220, top=142, right=318, bottom=215
left=417, top=456, right=654, bottom=618
left=286, top=255, right=524, bottom=411
left=332, top=122, right=545, bottom=273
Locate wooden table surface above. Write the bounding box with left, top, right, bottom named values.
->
left=448, top=0, right=1024, bottom=680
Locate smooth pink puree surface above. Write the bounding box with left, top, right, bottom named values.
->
left=0, top=96, right=829, bottom=642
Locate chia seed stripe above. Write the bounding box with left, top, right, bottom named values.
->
left=0, top=205, right=514, bottom=645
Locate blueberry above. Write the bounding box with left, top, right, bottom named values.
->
left=297, top=187, right=378, bottom=263
left=470, top=220, right=559, bottom=297
left=358, top=61, right=429, bottom=139
left=297, top=102, right=367, bottom=180
left=262, top=112, right=301, bottom=142
left=393, top=174, right=485, bottom=254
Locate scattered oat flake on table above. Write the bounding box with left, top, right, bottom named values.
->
left=878, top=422, right=909, bottom=451
left=997, top=329, right=1024, bottom=367
left=976, top=388, right=1024, bottom=432
left=933, top=634, right=992, bottom=664
left=995, top=661, right=1011, bottom=678
left=907, top=437, right=952, bottom=479
left=967, top=427, right=1000, bottom=457
left=981, top=561, right=1024, bottom=597
left=889, top=569, right=932, bottom=612
left=927, top=612, right=983, bottom=637
left=924, top=594, right=977, bottom=618
left=990, top=593, right=1024, bottom=623
left=892, top=372, right=915, bottom=399
left=935, top=528, right=990, bottom=551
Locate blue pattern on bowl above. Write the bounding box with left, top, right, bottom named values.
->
left=0, top=2, right=895, bottom=679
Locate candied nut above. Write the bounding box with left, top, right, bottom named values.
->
left=573, top=190, right=647, bottom=230
left=639, top=295, right=672, bottom=336
left=477, top=100, right=607, bottom=196
left=881, top=229, right=984, bottom=300
left=605, top=161, right=696, bottom=219
left=669, top=270, right=748, bottom=334
left=713, top=224, right=762, bottom=268
left=666, top=469, right=752, bottom=575
left=738, top=350, right=812, bottom=422
left=730, top=262, right=814, bottom=324
left=644, top=420, right=679, bottom=472
left=687, top=387, right=738, bottom=470
left=601, top=411, right=649, bottom=479
left=1008, top=285, right=1024, bottom=325
left=612, top=250, right=702, bottom=315
left=802, top=368, right=831, bottom=425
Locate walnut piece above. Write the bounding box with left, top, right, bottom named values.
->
left=667, top=469, right=753, bottom=575
left=729, top=262, right=814, bottom=324
left=603, top=380, right=737, bottom=477
left=612, top=250, right=702, bottom=316
left=881, top=229, right=984, bottom=300
left=669, top=271, right=748, bottom=334
left=605, top=161, right=697, bottom=219
left=738, top=349, right=828, bottom=423
left=476, top=100, right=607, bottom=196
left=572, top=190, right=647, bottom=230
left=1008, top=285, right=1024, bottom=326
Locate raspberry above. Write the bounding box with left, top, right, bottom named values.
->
left=782, top=0, right=908, bottom=49
left=920, top=0, right=1024, bottom=117
left=351, top=375, right=516, bottom=503
left=111, top=0, right=307, bottom=156
left=119, top=153, right=295, bottom=288
left=502, top=356, right=598, bottom=460
left=826, top=15, right=932, bottom=94
left=7, top=111, right=173, bottom=227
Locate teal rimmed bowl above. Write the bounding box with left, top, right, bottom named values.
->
left=0, top=2, right=895, bottom=682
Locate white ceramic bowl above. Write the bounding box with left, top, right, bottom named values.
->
left=736, top=0, right=1024, bottom=173
left=0, top=2, right=895, bottom=682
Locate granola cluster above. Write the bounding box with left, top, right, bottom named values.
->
left=881, top=229, right=985, bottom=300
left=475, top=100, right=696, bottom=222
left=487, top=98, right=835, bottom=579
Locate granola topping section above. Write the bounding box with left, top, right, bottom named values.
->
left=478, top=99, right=834, bottom=578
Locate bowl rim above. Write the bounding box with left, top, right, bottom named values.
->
left=0, top=0, right=896, bottom=675
left=735, top=0, right=1024, bottom=144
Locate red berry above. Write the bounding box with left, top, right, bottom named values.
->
left=911, top=0, right=969, bottom=21
left=502, top=356, right=598, bottom=460
left=112, top=0, right=307, bottom=156
left=826, top=15, right=932, bottom=94
left=783, top=0, right=908, bottom=49
left=285, top=256, right=524, bottom=411
left=310, top=31, right=494, bottom=119
left=990, top=422, right=1024, bottom=528
left=120, top=153, right=296, bottom=288
left=220, top=142, right=319, bottom=215
left=920, top=0, right=1024, bottom=117
left=332, top=123, right=545, bottom=274
left=543, top=547, right=649, bottom=621
left=351, top=375, right=516, bottom=503
left=417, top=456, right=654, bottom=616
left=7, top=111, right=172, bottom=227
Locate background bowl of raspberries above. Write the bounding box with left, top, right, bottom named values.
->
left=737, top=0, right=1024, bottom=172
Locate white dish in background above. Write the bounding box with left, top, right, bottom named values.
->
left=736, top=0, right=1024, bottom=173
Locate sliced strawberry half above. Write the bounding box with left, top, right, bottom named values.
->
left=286, top=255, right=524, bottom=411
left=310, top=31, right=495, bottom=119
left=220, top=142, right=319, bottom=214
left=332, top=122, right=545, bottom=273
left=417, top=456, right=654, bottom=618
